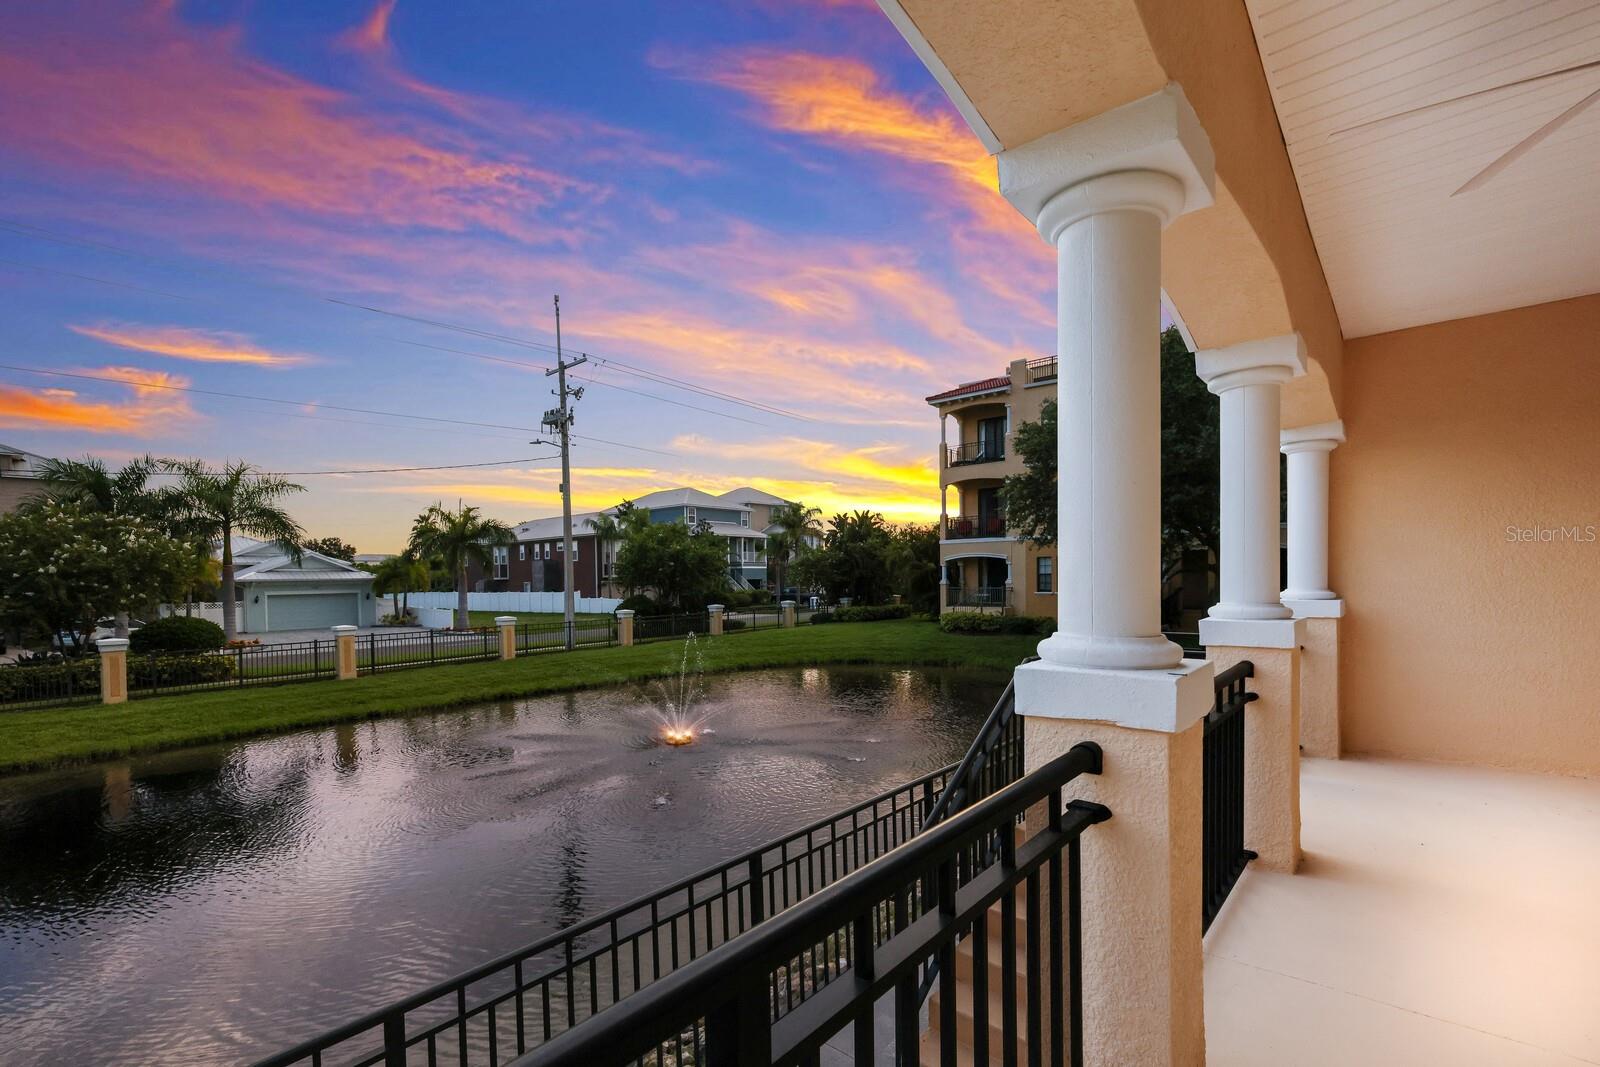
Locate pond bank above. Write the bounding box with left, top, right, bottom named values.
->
left=0, top=621, right=1038, bottom=775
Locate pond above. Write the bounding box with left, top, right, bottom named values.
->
left=0, top=663, right=1005, bottom=1066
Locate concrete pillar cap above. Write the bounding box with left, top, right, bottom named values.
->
left=493, top=616, right=518, bottom=624
left=779, top=600, right=796, bottom=607
left=615, top=609, right=635, bottom=618
left=97, top=638, right=130, bottom=652
left=707, top=604, right=725, bottom=613
left=331, top=625, right=359, bottom=634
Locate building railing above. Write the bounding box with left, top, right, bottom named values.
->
left=1027, top=356, right=1059, bottom=383
left=944, top=512, right=1007, bottom=539
left=251, top=763, right=963, bottom=1067
left=947, top=584, right=1010, bottom=608
left=518, top=744, right=1109, bottom=1067
left=1202, top=660, right=1256, bottom=932
left=945, top=440, right=1005, bottom=467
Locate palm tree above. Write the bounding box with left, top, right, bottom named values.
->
left=176, top=461, right=306, bottom=642
left=767, top=501, right=822, bottom=597
left=32, top=455, right=182, bottom=636
left=372, top=552, right=430, bottom=623
left=407, top=503, right=513, bottom=629
left=586, top=499, right=635, bottom=597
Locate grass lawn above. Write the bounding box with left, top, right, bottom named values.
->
left=465, top=610, right=613, bottom=628
left=0, top=621, right=1038, bottom=776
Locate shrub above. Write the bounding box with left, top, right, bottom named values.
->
left=617, top=594, right=659, bottom=616
left=939, top=612, right=1056, bottom=636
left=809, top=611, right=836, bottom=624
left=130, top=615, right=226, bottom=653
left=128, top=651, right=235, bottom=690
left=832, top=603, right=913, bottom=623
left=0, top=657, right=99, bottom=703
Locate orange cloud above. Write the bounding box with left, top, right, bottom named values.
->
left=0, top=367, right=195, bottom=434
left=70, top=323, right=309, bottom=367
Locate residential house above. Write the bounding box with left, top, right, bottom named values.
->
left=0, top=443, right=50, bottom=514
left=630, top=487, right=769, bottom=589
left=232, top=537, right=377, bottom=632
left=926, top=358, right=1059, bottom=615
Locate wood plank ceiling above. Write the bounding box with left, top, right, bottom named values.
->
left=1242, top=0, right=1600, bottom=337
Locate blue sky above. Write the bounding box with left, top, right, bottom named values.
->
left=0, top=0, right=1054, bottom=550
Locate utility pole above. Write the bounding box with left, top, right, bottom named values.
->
left=541, top=295, right=586, bottom=650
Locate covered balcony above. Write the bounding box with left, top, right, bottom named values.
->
left=257, top=1, right=1599, bottom=1064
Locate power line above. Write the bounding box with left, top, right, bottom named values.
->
left=0, top=257, right=197, bottom=301
left=149, top=455, right=560, bottom=477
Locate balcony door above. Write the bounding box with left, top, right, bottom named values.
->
left=977, top=415, right=1005, bottom=460
left=976, top=487, right=1002, bottom=536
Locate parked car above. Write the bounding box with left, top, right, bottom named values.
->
left=50, top=618, right=144, bottom=651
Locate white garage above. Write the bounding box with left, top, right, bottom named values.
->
left=233, top=540, right=377, bottom=633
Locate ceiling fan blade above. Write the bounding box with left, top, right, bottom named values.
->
left=1328, top=59, right=1600, bottom=139
left=1452, top=83, right=1600, bottom=196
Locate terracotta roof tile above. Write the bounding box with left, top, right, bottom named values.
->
left=924, top=375, right=1011, bottom=404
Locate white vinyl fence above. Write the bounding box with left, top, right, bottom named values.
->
left=405, top=591, right=622, bottom=615
left=156, top=602, right=239, bottom=629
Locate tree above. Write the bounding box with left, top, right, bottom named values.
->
left=0, top=502, right=192, bottom=652
left=998, top=327, right=1221, bottom=614
left=766, top=501, right=822, bottom=596
left=585, top=502, right=633, bottom=595
left=614, top=518, right=728, bottom=611
left=792, top=511, right=895, bottom=604
left=30, top=454, right=185, bottom=636
left=887, top=522, right=941, bottom=613
left=406, top=503, right=513, bottom=629
left=371, top=552, right=430, bottom=622
left=175, top=461, right=306, bottom=642
left=304, top=536, right=356, bottom=562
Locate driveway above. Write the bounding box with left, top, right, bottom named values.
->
left=240, top=625, right=420, bottom=645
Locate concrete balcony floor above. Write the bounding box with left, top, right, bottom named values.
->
left=1205, top=757, right=1600, bottom=1066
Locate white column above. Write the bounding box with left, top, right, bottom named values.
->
left=1280, top=421, right=1344, bottom=602
left=1195, top=335, right=1306, bottom=625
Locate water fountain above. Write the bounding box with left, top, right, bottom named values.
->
left=651, top=633, right=709, bottom=746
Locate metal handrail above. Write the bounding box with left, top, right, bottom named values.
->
left=252, top=762, right=960, bottom=1067
left=518, top=744, right=1109, bottom=1067
left=1202, top=660, right=1256, bottom=932
left=946, top=440, right=1005, bottom=466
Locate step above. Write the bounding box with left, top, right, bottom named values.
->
left=923, top=980, right=1031, bottom=1066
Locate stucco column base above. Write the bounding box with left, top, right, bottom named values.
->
left=98, top=638, right=129, bottom=705
left=615, top=609, right=635, bottom=647
left=495, top=616, right=517, bottom=661
left=332, top=625, right=358, bottom=681
left=1201, top=617, right=1306, bottom=873
left=1023, top=709, right=1208, bottom=1067
left=779, top=600, right=797, bottom=628
left=1284, top=601, right=1342, bottom=759
left=707, top=605, right=725, bottom=637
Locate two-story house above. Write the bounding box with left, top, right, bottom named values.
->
left=0, top=442, right=49, bottom=515
left=630, top=487, right=769, bottom=590
left=926, top=356, right=1059, bottom=616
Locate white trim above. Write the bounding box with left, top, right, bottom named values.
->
left=1161, top=289, right=1197, bottom=352
left=873, top=0, right=1002, bottom=154
left=940, top=551, right=1012, bottom=563
left=1015, top=658, right=1215, bottom=734
left=939, top=536, right=1015, bottom=546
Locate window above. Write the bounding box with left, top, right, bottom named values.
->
left=740, top=511, right=749, bottom=527
left=543, top=543, right=551, bottom=560
left=556, top=539, right=563, bottom=554
left=522, top=581, right=531, bottom=593
left=686, top=506, right=698, bottom=525
left=572, top=541, right=579, bottom=561
left=1036, top=556, right=1054, bottom=594
left=518, top=544, right=526, bottom=561
left=493, top=545, right=509, bottom=580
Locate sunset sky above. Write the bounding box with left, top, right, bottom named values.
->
left=0, top=0, right=1056, bottom=552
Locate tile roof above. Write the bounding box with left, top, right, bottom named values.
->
left=924, top=374, right=1012, bottom=404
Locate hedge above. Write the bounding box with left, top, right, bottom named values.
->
left=0, top=657, right=100, bottom=703
left=832, top=603, right=913, bottom=623
left=130, top=615, right=225, bottom=653
left=939, top=611, right=1057, bottom=636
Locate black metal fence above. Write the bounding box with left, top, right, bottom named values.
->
left=948, top=584, right=1011, bottom=608
left=0, top=657, right=101, bottom=710
left=633, top=613, right=710, bottom=643
left=130, top=640, right=334, bottom=698
left=1202, top=660, right=1256, bottom=932
left=520, top=744, right=1110, bottom=1067
left=945, top=440, right=1004, bottom=466
left=253, top=763, right=964, bottom=1067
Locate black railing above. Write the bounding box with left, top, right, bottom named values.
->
left=944, top=512, right=1007, bottom=539
left=948, top=584, right=1010, bottom=608
left=634, top=612, right=711, bottom=643
left=720, top=605, right=783, bottom=632
left=516, top=619, right=617, bottom=652
left=0, top=656, right=100, bottom=711
left=1027, top=356, right=1058, bottom=383
left=945, top=440, right=1004, bottom=467
left=519, top=744, right=1109, bottom=1067
left=1202, top=660, right=1256, bottom=932
left=361, top=627, right=498, bottom=673
left=253, top=764, right=961, bottom=1067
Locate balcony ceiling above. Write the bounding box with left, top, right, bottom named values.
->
left=1242, top=0, right=1600, bottom=338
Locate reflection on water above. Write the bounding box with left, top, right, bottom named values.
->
left=0, top=665, right=1002, bottom=1066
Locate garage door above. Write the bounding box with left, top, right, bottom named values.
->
left=266, top=593, right=359, bottom=631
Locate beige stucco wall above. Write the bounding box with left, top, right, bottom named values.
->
left=1332, top=294, right=1600, bottom=777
